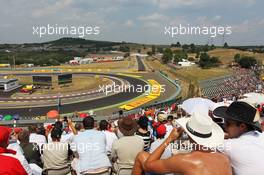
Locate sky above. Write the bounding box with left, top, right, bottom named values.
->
left=0, top=0, right=263, bottom=45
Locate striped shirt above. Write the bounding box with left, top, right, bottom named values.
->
left=136, top=130, right=151, bottom=151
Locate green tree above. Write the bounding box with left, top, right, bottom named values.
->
left=174, top=50, right=187, bottom=64
left=152, top=45, right=156, bottom=55
left=182, top=44, right=189, bottom=51
left=234, top=54, right=241, bottom=63
left=199, top=52, right=220, bottom=68
left=203, top=44, right=209, bottom=52
left=195, top=51, right=200, bottom=58
left=238, top=56, right=257, bottom=68
left=190, top=43, right=196, bottom=53
left=224, top=42, right=229, bottom=48
left=211, top=44, right=216, bottom=50
left=162, top=48, right=173, bottom=64
left=147, top=51, right=153, bottom=56
left=157, top=47, right=163, bottom=53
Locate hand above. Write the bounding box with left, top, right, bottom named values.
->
left=67, top=118, right=72, bottom=124
left=168, top=127, right=184, bottom=142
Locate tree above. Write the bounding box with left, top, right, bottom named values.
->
left=199, top=52, right=220, bottom=68
left=238, top=56, right=257, bottom=68
left=224, top=42, right=229, bottom=48
left=152, top=45, right=156, bottom=55
left=174, top=50, right=187, bottom=64
left=195, top=51, right=200, bottom=58
left=162, top=48, right=173, bottom=64
left=211, top=44, right=216, bottom=50
left=203, top=44, right=209, bottom=52
left=182, top=44, right=189, bottom=51
left=234, top=54, right=241, bottom=63
left=176, top=42, right=181, bottom=47
left=190, top=43, right=196, bottom=53
left=124, top=53, right=130, bottom=58
left=147, top=51, right=153, bottom=56
left=157, top=47, right=163, bottom=53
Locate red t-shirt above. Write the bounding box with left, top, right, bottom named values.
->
left=0, top=147, right=27, bottom=175
left=0, top=155, right=27, bottom=175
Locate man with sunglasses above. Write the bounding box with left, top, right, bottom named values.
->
left=214, top=101, right=264, bottom=175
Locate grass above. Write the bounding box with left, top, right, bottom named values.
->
left=11, top=75, right=111, bottom=94
left=174, top=65, right=231, bottom=82
left=145, top=57, right=232, bottom=98
left=208, top=48, right=264, bottom=64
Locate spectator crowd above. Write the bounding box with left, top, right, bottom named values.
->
left=0, top=96, right=264, bottom=175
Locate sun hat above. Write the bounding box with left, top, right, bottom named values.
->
left=213, top=101, right=262, bottom=132
left=157, top=113, right=167, bottom=122
left=176, top=112, right=224, bottom=148
left=118, top=117, right=138, bottom=136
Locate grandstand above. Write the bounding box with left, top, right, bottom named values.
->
left=200, top=68, right=264, bottom=100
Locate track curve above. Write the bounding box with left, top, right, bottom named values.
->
left=0, top=72, right=147, bottom=117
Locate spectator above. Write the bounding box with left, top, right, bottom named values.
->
left=0, top=126, right=27, bottom=175
left=164, top=115, right=174, bottom=138
left=42, top=128, right=72, bottom=175
left=29, top=125, right=47, bottom=149
left=99, top=120, right=118, bottom=156
left=132, top=112, right=232, bottom=175
left=136, top=116, right=152, bottom=151
left=71, top=117, right=111, bottom=175
left=149, top=124, right=172, bottom=159
left=36, top=126, right=46, bottom=137
left=48, top=120, right=76, bottom=143
left=74, top=123, right=83, bottom=133
left=111, top=117, right=144, bottom=174
left=214, top=101, right=264, bottom=175
left=18, top=129, right=43, bottom=168
left=261, top=121, right=264, bottom=131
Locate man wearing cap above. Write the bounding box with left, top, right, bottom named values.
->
left=149, top=124, right=172, bottom=160
left=0, top=126, right=28, bottom=175
left=132, top=112, right=232, bottom=175
left=111, top=117, right=144, bottom=175
left=214, top=101, right=264, bottom=175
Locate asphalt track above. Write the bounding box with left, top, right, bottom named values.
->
left=137, top=56, right=146, bottom=71
left=0, top=73, right=147, bottom=117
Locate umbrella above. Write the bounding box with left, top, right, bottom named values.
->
left=79, top=113, right=89, bottom=118
left=3, top=115, right=13, bottom=121
left=46, top=110, right=59, bottom=119
left=181, top=97, right=217, bottom=115
left=241, top=93, right=264, bottom=105
left=13, top=114, right=20, bottom=120
left=0, top=115, right=3, bottom=121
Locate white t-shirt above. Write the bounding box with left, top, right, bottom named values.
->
left=102, top=130, right=118, bottom=155
left=7, top=143, right=33, bottom=175
left=222, top=131, right=264, bottom=175
left=165, top=124, right=173, bottom=138
left=48, top=132, right=74, bottom=143
left=149, top=138, right=172, bottom=159
left=29, top=133, right=47, bottom=148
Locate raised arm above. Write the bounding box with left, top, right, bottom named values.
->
left=144, top=128, right=185, bottom=174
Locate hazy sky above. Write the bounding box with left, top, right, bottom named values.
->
left=0, top=0, right=263, bottom=45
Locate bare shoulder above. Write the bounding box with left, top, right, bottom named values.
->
left=173, top=152, right=227, bottom=167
